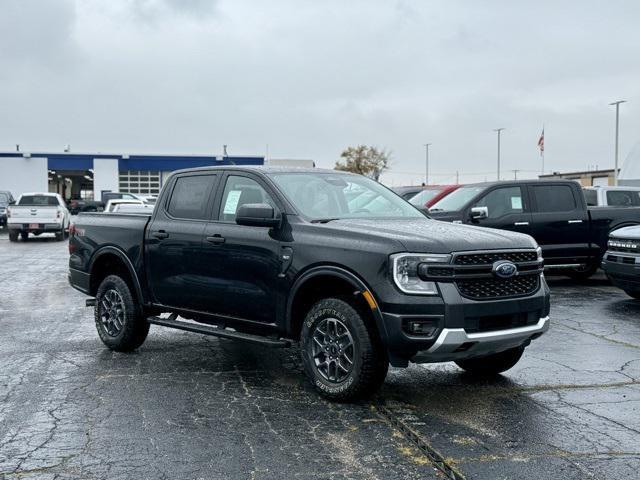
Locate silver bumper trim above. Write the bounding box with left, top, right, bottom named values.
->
left=411, top=316, right=550, bottom=364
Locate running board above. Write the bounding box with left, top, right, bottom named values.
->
left=147, top=316, right=291, bottom=348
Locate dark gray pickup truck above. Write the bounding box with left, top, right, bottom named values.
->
left=69, top=167, right=550, bottom=400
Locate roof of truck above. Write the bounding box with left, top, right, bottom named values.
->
left=171, top=165, right=348, bottom=175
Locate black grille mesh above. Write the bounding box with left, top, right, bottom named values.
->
left=456, top=275, right=539, bottom=300
left=454, top=251, right=537, bottom=265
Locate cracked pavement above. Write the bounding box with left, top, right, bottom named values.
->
left=1, top=233, right=639, bottom=479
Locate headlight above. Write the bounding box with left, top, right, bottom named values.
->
left=390, top=253, right=451, bottom=295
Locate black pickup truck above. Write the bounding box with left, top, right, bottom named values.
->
left=428, top=180, right=640, bottom=279
left=69, top=167, right=550, bottom=400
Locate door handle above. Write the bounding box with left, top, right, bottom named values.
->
left=514, top=222, right=529, bottom=226
left=568, top=220, right=583, bottom=224
left=206, top=235, right=225, bottom=245
left=152, top=230, right=169, bottom=239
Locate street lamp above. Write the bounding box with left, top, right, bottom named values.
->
left=494, top=128, right=505, bottom=180
left=423, top=143, right=431, bottom=185
left=609, top=100, right=626, bottom=186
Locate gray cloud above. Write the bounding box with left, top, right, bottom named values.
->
left=0, top=0, right=638, bottom=185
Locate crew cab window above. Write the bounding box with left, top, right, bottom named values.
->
left=583, top=189, right=597, bottom=206
left=606, top=190, right=640, bottom=207
left=18, top=195, right=59, bottom=206
left=167, top=175, right=213, bottom=220
left=219, top=176, right=276, bottom=222
left=472, top=186, right=524, bottom=218
left=532, top=185, right=576, bottom=212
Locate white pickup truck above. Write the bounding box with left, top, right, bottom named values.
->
left=7, top=193, right=71, bottom=242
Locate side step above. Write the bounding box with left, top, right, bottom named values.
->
left=147, top=316, right=291, bottom=348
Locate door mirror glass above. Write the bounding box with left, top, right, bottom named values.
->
left=236, top=203, right=280, bottom=227
left=470, top=206, right=488, bottom=220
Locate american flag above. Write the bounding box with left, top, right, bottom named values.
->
left=537, top=128, right=544, bottom=154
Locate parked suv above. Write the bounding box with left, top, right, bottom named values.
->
left=69, top=167, right=550, bottom=400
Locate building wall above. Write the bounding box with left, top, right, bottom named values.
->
left=93, top=158, right=119, bottom=201
left=0, top=156, right=48, bottom=197
left=539, top=170, right=615, bottom=186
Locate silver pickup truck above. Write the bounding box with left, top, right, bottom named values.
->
left=7, top=192, right=71, bottom=242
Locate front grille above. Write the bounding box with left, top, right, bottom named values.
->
left=456, top=275, right=540, bottom=300
left=464, top=312, right=539, bottom=333
left=454, top=251, right=538, bottom=265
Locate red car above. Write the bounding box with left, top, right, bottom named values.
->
left=408, top=185, right=460, bottom=209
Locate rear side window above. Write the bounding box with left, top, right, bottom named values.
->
left=167, top=175, right=213, bottom=220
left=18, top=195, right=59, bottom=206
left=532, top=185, right=577, bottom=212
left=606, top=190, right=640, bottom=207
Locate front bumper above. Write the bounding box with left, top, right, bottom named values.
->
left=602, top=250, right=640, bottom=292
left=376, top=275, right=551, bottom=366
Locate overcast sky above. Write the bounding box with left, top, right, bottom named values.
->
left=1, top=0, right=639, bottom=185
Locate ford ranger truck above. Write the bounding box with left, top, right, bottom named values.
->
left=68, top=167, right=550, bottom=400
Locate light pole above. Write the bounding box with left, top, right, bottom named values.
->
left=609, top=100, right=626, bottom=186
left=494, top=128, right=505, bottom=180
left=423, top=143, right=431, bottom=185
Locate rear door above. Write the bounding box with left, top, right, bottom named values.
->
left=199, top=172, right=283, bottom=324
left=146, top=173, right=219, bottom=310
left=528, top=183, right=591, bottom=264
left=464, top=185, right=533, bottom=236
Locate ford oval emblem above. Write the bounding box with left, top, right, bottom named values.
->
left=493, top=261, right=517, bottom=279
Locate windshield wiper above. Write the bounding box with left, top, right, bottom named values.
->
left=310, top=218, right=342, bottom=224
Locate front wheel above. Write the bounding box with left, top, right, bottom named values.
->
left=455, top=346, right=524, bottom=376
left=95, top=275, right=149, bottom=352
left=301, top=297, right=388, bottom=401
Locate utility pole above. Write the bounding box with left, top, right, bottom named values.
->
left=609, top=100, right=626, bottom=185
left=494, top=128, right=505, bottom=180
left=423, top=143, right=431, bottom=185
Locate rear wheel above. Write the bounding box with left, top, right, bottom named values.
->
left=55, top=229, right=64, bottom=241
left=95, top=275, right=149, bottom=352
left=8, top=231, right=18, bottom=242
left=455, top=346, right=524, bottom=375
left=301, top=297, right=388, bottom=401
left=20, top=232, right=28, bottom=241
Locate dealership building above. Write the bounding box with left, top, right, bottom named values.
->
left=0, top=151, right=273, bottom=201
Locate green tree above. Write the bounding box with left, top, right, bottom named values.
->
left=334, top=145, right=390, bottom=181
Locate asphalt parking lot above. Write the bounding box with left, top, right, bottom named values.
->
left=0, top=232, right=638, bottom=480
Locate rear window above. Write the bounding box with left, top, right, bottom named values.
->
left=167, top=175, right=213, bottom=220
left=606, top=190, right=640, bottom=207
left=18, top=195, right=59, bottom=206
left=583, top=189, right=597, bottom=206
left=532, top=185, right=577, bottom=212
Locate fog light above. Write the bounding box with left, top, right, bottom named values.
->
left=403, top=319, right=438, bottom=336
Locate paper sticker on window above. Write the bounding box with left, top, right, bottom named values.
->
left=511, top=196, right=522, bottom=209
left=223, top=190, right=242, bottom=214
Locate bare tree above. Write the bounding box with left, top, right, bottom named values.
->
left=334, top=145, right=391, bottom=181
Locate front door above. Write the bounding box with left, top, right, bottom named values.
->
left=200, top=173, right=283, bottom=324
left=146, top=173, right=218, bottom=310
left=465, top=185, right=533, bottom=236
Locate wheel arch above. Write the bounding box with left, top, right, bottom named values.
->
left=285, top=265, right=387, bottom=341
left=89, top=247, right=145, bottom=304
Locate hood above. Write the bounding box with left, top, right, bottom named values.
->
left=610, top=225, right=640, bottom=240
left=324, top=218, right=537, bottom=253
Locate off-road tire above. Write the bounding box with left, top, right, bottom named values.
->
left=301, top=297, right=388, bottom=401
left=624, top=289, right=640, bottom=300
left=455, top=346, right=525, bottom=375
left=8, top=231, right=18, bottom=242
left=95, top=275, right=149, bottom=352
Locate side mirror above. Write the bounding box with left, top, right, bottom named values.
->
left=469, top=206, right=488, bottom=221
left=236, top=203, right=281, bottom=228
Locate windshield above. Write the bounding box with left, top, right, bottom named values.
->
left=429, top=185, right=486, bottom=212
left=409, top=189, right=440, bottom=206
left=269, top=172, right=424, bottom=221
left=17, top=195, right=59, bottom=206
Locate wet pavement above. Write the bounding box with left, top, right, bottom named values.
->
left=0, top=232, right=638, bottom=479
